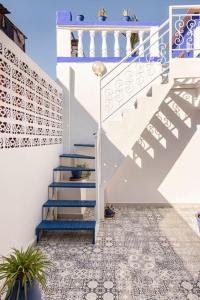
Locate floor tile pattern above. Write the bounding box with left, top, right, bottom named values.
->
left=39, top=206, right=200, bottom=300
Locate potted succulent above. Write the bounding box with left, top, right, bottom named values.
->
left=105, top=204, right=115, bottom=219
left=98, top=8, right=107, bottom=21
left=71, top=163, right=91, bottom=180
left=121, top=14, right=139, bottom=53
left=0, top=246, right=52, bottom=300
left=122, top=9, right=130, bottom=21
left=76, top=14, right=84, bottom=21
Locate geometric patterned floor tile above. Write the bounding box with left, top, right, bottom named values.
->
left=38, top=206, right=200, bottom=300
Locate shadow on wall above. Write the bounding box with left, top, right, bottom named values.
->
left=106, top=87, right=200, bottom=203
left=57, top=66, right=124, bottom=163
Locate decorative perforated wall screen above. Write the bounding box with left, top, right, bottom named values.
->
left=0, top=35, right=63, bottom=149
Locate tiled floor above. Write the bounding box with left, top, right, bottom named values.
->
left=39, top=206, right=200, bottom=300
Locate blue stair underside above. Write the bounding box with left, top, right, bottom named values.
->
left=74, top=143, right=95, bottom=147
left=54, top=166, right=95, bottom=172
left=60, top=153, right=95, bottom=159
left=43, top=200, right=96, bottom=208
left=36, top=220, right=96, bottom=244
left=49, top=182, right=96, bottom=188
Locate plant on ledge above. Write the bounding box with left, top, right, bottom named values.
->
left=98, top=8, right=107, bottom=21
left=70, top=163, right=91, bottom=180
left=0, top=246, right=52, bottom=300
left=122, top=8, right=130, bottom=21
left=122, top=13, right=139, bottom=52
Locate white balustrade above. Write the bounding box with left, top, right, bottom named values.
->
left=102, top=31, right=107, bottom=57
left=90, top=30, right=95, bottom=57
left=57, top=23, right=159, bottom=59
left=114, top=30, right=120, bottom=57
left=138, top=31, right=144, bottom=56
left=126, top=31, right=132, bottom=55
left=78, top=30, right=83, bottom=57
left=150, top=26, right=159, bottom=57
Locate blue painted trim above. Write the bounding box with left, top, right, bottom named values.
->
left=54, top=166, right=95, bottom=172
left=36, top=220, right=96, bottom=243
left=74, top=143, right=95, bottom=148
left=56, top=17, right=160, bottom=27
left=49, top=182, right=96, bottom=188
left=43, top=200, right=96, bottom=208
left=56, top=11, right=72, bottom=24
left=60, top=153, right=95, bottom=159
left=57, top=56, right=160, bottom=63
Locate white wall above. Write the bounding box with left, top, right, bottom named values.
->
left=104, top=86, right=200, bottom=205
left=0, top=31, right=63, bottom=255
left=57, top=61, right=162, bottom=150
left=0, top=146, right=62, bottom=255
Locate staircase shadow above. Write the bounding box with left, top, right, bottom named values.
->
left=106, top=87, right=200, bottom=203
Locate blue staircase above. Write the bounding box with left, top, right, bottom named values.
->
left=35, top=143, right=97, bottom=244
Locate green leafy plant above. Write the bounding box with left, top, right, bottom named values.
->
left=122, top=13, right=139, bottom=50
left=0, top=246, right=52, bottom=300
left=76, top=163, right=91, bottom=179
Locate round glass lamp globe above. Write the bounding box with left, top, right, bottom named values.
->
left=92, top=61, right=106, bottom=76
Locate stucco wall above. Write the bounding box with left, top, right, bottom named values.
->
left=0, top=31, right=63, bottom=255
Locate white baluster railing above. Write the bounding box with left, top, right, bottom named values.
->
left=90, top=30, right=95, bottom=57
left=78, top=30, right=83, bottom=57
left=102, top=31, right=108, bottom=57
left=114, top=30, right=120, bottom=57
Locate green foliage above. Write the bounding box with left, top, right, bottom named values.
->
left=76, top=163, right=91, bottom=179
left=0, top=247, right=52, bottom=300
left=122, top=13, right=139, bottom=51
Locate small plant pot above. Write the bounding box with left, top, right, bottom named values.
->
left=123, top=16, right=130, bottom=21
left=76, top=15, right=84, bottom=21
left=8, top=280, right=41, bottom=300
left=71, top=170, right=82, bottom=179
left=98, top=16, right=107, bottom=22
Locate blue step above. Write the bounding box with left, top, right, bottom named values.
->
left=60, top=153, right=95, bottom=159
left=36, top=220, right=96, bottom=244
left=74, top=143, right=95, bottom=148
left=49, top=182, right=96, bottom=188
left=54, top=166, right=95, bottom=172
left=43, top=200, right=96, bottom=208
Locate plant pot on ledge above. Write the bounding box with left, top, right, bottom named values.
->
left=71, top=169, right=82, bottom=180
left=98, top=16, right=107, bottom=21
left=76, top=15, right=84, bottom=21
left=123, top=16, right=130, bottom=21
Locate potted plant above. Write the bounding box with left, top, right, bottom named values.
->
left=0, top=246, right=52, bottom=300
left=98, top=8, right=107, bottom=21
left=76, top=14, right=84, bottom=21
left=70, top=163, right=91, bottom=181
left=122, top=9, right=130, bottom=21
left=121, top=14, right=139, bottom=54
left=104, top=204, right=115, bottom=219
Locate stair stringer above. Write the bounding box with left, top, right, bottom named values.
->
left=101, top=78, right=174, bottom=204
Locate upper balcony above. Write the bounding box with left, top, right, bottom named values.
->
left=56, top=10, right=160, bottom=62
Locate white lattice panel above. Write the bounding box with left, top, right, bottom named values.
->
left=0, top=31, right=63, bottom=149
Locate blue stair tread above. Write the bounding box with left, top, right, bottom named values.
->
left=60, top=153, right=95, bottom=159
left=54, top=166, right=95, bottom=172
left=36, top=220, right=96, bottom=231
left=74, top=143, right=95, bottom=148
left=49, top=182, right=96, bottom=188
left=43, top=200, right=96, bottom=208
